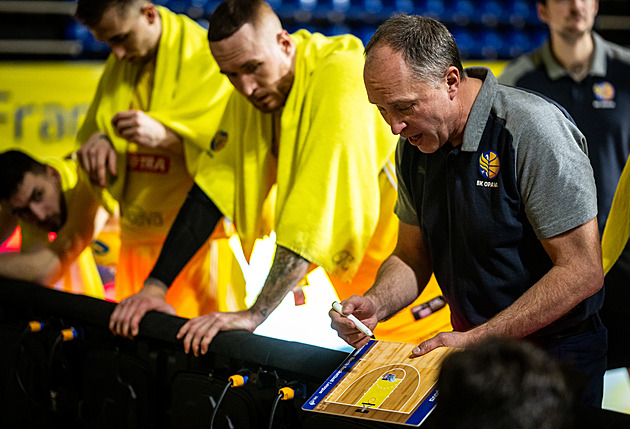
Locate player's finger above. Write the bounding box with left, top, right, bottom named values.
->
left=128, top=305, right=149, bottom=337
left=109, top=304, right=123, bottom=332
left=199, top=324, right=222, bottom=355
left=176, top=321, right=190, bottom=341
left=95, top=152, right=109, bottom=187
left=189, top=322, right=213, bottom=357
left=179, top=319, right=200, bottom=353
left=109, top=301, right=133, bottom=336
left=111, top=110, right=132, bottom=127
left=117, top=299, right=142, bottom=339
left=107, top=148, right=117, bottom=179
left=76, top=148, right=92, bottom=174
left=188, top=329, right=203, bottom=357
left=119, top=127, right=141, bottom=144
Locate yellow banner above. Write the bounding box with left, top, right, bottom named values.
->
left=0, top=60, right=506, bottom=160
left=0, top=61, right=104, bottom=159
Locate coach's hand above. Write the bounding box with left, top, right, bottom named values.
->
left=411, top=330, right=480, bottom=357
left=177, top=310, right=259, bottom=357
left=109, top=279, right=175, bottom=339
left=76, top=131, right=117, bottom=187
left=329, top=295, right=378, bottom=350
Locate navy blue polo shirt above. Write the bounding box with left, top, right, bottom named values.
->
left=396, top=68, right=601, bottom=335
left=499, top=33, right=630, bottom=233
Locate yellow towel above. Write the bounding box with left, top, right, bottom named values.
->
left=602, top=156, right=630, bottom=274
left=196, top=30, right=398, bottom=281
left=76, top=6, right=232, bottom=199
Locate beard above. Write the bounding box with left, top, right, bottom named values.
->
left=44, top=194, right=67, bottom=233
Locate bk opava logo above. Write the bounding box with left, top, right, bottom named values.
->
left=479, top=150, right=500, bottom=180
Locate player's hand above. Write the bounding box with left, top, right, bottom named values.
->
left=329, top=295, right=378, bottom=349
left=176, top=310, right=259, bottom=357
left=411, top=331, right=476, bottom=357
left=109, top=280, right=175, bottom=339
left=111, top=110, right=180, bottom=151
left=76, top=131, right=117, bottom=187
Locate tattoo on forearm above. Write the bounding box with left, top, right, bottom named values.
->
left=253, top=246, right=309, bottom=319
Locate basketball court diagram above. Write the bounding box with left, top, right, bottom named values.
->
left=303, top=340, right=455, bottom=426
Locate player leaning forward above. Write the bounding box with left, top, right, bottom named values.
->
left=109, top=0, right=452, bottom=346
left=73, top=0, right=233, bottom=318
left=330, top=15, right=607, bottom=407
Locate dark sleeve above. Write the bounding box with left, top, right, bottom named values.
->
left=149, top=183, right=223, bottom=287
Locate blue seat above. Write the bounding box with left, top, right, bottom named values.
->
left=507, top=0, right=539, bottom=28
left=450, top=0, right=476, bottom=26
left=478, top=28, right=504, bottom=59
left=67, top=21, right=109, bottom=56
left=478, top=0, right=505, bottom=28
left=424, top=0, right=445, bottom=21
left=528, top=27, right=549, bottom=50
left=355, top=25, right=377, bottom=47
left=504, top=29, right=532, bottom=59
left=451, top=27, right=480, bottom=59
left=164, top=0, right=192, bottom=14
left=392, top=0, right=415, bottom=14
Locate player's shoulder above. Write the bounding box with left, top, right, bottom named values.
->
left=599, top=34, right=630, bottom=66
left=498, top=52, right=540, bottom=86
left=297, top=30, right=364, bottom=71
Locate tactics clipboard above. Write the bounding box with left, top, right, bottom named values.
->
left=302, top=340, right=454, bottom=426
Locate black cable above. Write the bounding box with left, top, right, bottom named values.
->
left=267, top=392, right=283, bottom=429
left=47, top=335, right=64, bottom=374
left=14, top=325, right=43, bottom=406
left=209, top=378, right=233, bottom=429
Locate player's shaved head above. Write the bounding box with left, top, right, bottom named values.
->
left=207, top=0, right=280, bottom=43
left=75, top=0, right=149, bottom=27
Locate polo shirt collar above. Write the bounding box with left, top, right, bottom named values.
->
left=541, top=32, right=607, bottom=80
left=460, top=67, right=495, bottom=152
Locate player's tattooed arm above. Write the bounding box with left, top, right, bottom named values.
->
left=249, top=245, right=310, bottom=324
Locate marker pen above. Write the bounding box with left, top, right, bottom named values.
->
left=331, top=301, right=375, bottom=339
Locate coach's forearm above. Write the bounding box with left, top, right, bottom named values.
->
left=365, top=253, right=429, bottom=322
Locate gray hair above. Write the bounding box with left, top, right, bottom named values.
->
left=365, top=14, right=463, bottom=87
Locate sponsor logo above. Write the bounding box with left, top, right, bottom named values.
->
left=479, top=150, right=500, bottom=180
left=592, top=81, right=616, bottom=109
left=211, top=130, right=228, bottom=151
left=127, top=153, right=169, bottom=174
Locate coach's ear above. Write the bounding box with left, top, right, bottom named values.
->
left=446, top=66, right=461, bottom=100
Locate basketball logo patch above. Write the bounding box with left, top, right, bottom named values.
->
left=479, top=150, right=500, bottom=180
left=592, top=81, right=616, bottom=109
left=211, top=130, right=228, bottom=151
left=593, top=81, right=615, bottom=101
